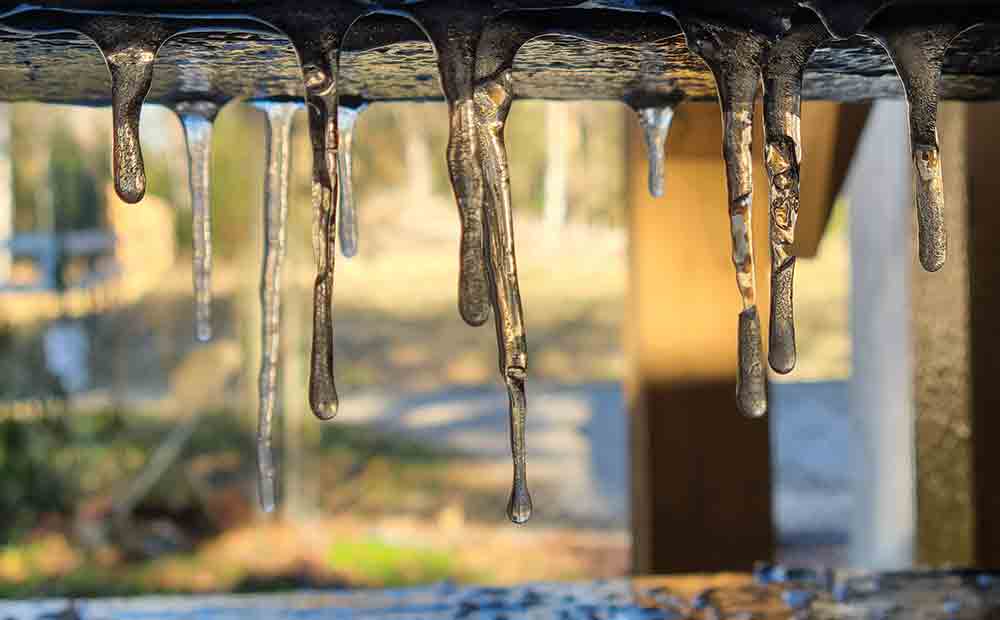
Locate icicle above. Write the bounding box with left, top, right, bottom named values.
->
left=474, top=69, right=532, bottom=523
left=337, top=101, right=367, bottom=258
left=290, top=34, right=353, bottom=420
left=415, top=10, right=492, bottom=328
left=305, top=77, right=341, bottom=421
left=762, top=24, right=829, bottom=374
left=412, top=8, right=536, bottom=522
left=245, top=7, right=365, bottom=421
left=868, top=20, right=967, bottom=273
left=251, top=100, right=300, bottom=513
left=106, top=47, right=157, bottom=204
left=171, top=101, right=220, bottom=343
left=636, top=105, right=675, bottom=198
left=71, top=18, right=181, bottom=204
left=684, top=19, right=769, bottom=417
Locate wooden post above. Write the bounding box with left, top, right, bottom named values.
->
left=903, top=102, right=1000, bottom=568
left=626, top=101, right=866, bottom=574
left=626, top=102, right=774, bottom=574
left=965, top=102, right=1000, bottom=569
left=910, top=103, right=974, bottom=566
left=847, top=100, right=916, bottom=569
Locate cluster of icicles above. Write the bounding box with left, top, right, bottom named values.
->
left=0, top=1, right=974, bottom=523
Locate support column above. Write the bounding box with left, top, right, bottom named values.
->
left=846, top=100, right=916, bottom=569
left=912, top=103, right=974, bottom=566
left=967, top=102, right=1000, bottom=569
left=627, top=102, right=774, bottom=573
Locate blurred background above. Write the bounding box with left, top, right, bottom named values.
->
left=0, top=98, right=851, bottom=597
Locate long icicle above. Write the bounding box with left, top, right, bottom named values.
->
left=417, top=9, right=492, bottom=328
left=171, top=101, right=220, bottom=343
left=249, top=3, right=366, bottom=421
left=287, top=26, right=358, bottom=421
left=337, top=100, right=367, bottom=258
left=304, top=67, right=342, bottom=421
left=252, top=100, right=300, bottom=513
left=762, top=23, right=828, bottom=374
left=635, top=104, right=676, bottom=198
left=868, top=19, right=967, bottom=273
left=474, top=69, right=532, bottom=524
left=684, top=19, right=769, bottom=417
left=470, top=12, right=546, bottom=523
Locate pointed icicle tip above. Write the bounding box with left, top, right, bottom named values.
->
left=737, top=306, right=768, bottom=418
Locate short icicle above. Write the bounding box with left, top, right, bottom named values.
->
left=474, top=67, right=532, bottom=524
left=252, top=100, right=300, bottom=513
left=107, top=48, right=157, bottom=204
left=762, top=23, right=828, bottom=374
left=635, top=104, right=676, bottom=198
left=171, top=101, right=220, bottom=343
left=684, top=18, right=770, bottom=417
left=337, top=100, right=367, bottom=258
left=76, top=18, right=182, bottom=204
left=868, top=18, right=969, bottom=272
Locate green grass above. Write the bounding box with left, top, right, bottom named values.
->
left=327, top=539, right=456, bottom=587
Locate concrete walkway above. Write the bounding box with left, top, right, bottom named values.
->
left=337, top=379, right=854, bottom=552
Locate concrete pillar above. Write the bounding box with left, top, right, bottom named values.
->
left=846, top=100, right=916, bottom=569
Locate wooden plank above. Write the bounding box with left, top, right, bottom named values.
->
left=794, top=103, right=869, bottom=258
left=912, top=103, right=974, bottom=566
left=967, top=102, right=1000, bottom=569
left=626, top=102, right=774, bottom=574
left=626, top=101, right=865, bottom=574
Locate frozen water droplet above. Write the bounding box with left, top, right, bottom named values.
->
left=636, top=105, right=675, bottom=198
left=337, top=102, right=366, bottom=258
left=251, top=100, right=300, bottom=513
left=684, top=18, right=769, bottom=416
left=171, top=101, right=220, bottom=343
left=762, top=23, right=828, bottom=374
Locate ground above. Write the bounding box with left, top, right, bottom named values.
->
left=0, top=145, right=851, bottom=595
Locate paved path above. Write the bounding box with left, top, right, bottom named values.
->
left=338, top=379, right=854, bottom=551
